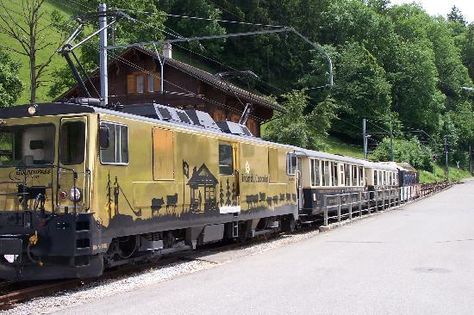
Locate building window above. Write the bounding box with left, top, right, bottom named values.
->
left=127, top=72, right=160, bottom=94
left=136, top=75, right=144, bottom=94
left=100, top=122, right=129, bottom=164
left=219, top=143, right=233, bottom=175
left=148, top=74, right=154, bottom=93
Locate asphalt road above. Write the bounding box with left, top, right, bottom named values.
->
left=60, top=181, right=474, bottom=315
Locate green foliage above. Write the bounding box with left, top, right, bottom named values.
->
left=2, top=0, right=473, bottom=177
left=462, top=24, right=474, bottom=81
left=370, top=137, right=433, bottom=171
left=262, top=89, right=337, bottom=149
left=0, top=50, right=22, bottom=107
left=0, top=0, right=69, bottom=103
left=419, top=164, right=471, bottom=184
left=48, top=0, right=167, bottom=99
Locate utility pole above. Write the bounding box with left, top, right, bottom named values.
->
left=470, top=145, right=473, bottom=175
left=363, top=118, right=368, bottom=160
left=99, top=3, right=108, bottom=106
left=389, top=122, right=394, bottom=161
left=444, top=136, right=449, bottom=180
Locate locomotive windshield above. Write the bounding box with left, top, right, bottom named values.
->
left=0, top=124, right=55, bottom=167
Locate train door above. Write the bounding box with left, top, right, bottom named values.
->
left=218, top=141, right=240, bottom=214
left=57, top=116, right=89, bottom=212
left=297, top=156, right=303, bottom=210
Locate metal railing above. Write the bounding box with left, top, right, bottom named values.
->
left=322, top=182, right=453, bottom=227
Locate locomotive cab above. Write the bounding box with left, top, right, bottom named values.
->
left=0, top=104, right=103, bottom=280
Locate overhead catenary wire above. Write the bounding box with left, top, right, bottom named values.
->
left=114, top=8, right=285, bottom=29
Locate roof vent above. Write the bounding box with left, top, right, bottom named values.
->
left=216, top=121, right=253, bottom=137
left=185, top=109, right=221, bottom=131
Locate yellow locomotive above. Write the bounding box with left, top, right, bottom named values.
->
left=0, top=100, right=297, bottom=280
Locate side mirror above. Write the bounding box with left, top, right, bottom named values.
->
left=99, top=126, right=110, bottom=149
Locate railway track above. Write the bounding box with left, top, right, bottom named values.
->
left=0, top=234, right=284, bottom=311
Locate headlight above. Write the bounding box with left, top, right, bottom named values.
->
left=69, top=187, right=81, bottom=202
left=27, top=104, right=37, bottom=115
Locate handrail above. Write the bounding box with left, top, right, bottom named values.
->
left=321, top=182, right=453, bottom=227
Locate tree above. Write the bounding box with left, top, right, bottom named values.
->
left=0, top=0, right=57, bottom=104
left=48, top=0, right=166, bottom=99
left=0, top=50, right=23, bottom=107
left=262, top=89, right=337, bottom=149
left=462, top=24, right=474, bottom=81
left=447, top=6, right=466, bottom=25
left=371, top=137, right=433, bottom=171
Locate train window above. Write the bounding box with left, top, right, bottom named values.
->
left=310, top=159, right=320, bottom=186
left=153, top=128, right=175, bottom=180
left=0, top=124, right=55, bottom=167
left=352, top=165, right=358, bottom=186
left=359, top=166, right=364, bottom=186
left=286, top=153, right=297, bottom=175
left=331, top=162, right=338, bottom=186
left=100, top=122, right=129, bottom=164
left=219, top=143, right=234, bottom=176
left=344, top=164, right=350, bottom=186
left=321, top=161, right=329, bottom=186
left=60, top=121, right=85, bottom=165
left=374, top=170, right=378, bottom=186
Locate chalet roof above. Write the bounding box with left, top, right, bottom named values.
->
left=58, top=46, right=283, bottom=112
left=134, top=47, right=283, bottom=112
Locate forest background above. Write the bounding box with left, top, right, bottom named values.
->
left=0, top=0, right=473, bottom=181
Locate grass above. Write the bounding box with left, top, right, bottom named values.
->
left=0, top=0, right=73, bottom=104
left=324, top=137, right=364, bottom=159
left=419, top=164, right=471, bottom=184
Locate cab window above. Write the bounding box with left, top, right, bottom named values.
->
left=60, top=121, right=85, bottom=165
left=219, top=143, right=233, bottom=175
left=100, top=122, right=129, bottom=164
left=0, top=124, right=55, bottom=167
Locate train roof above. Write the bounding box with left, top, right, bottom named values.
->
left=0, top=102, right=95, bottom=118
left=294, top=148, right=367, bottom=165
left=0, top=102, right=417, bottom=173
left=0, top=101, right=296, bottom=150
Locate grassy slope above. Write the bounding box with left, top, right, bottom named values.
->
left=0, top=0, right=71, bottom=104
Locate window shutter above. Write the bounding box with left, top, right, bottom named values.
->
left=127, top=74, right=136, bottom=94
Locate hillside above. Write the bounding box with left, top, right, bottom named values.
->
left=0, top=0, right=72, bottom=104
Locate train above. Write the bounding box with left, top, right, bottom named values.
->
left=0, top=99, right=419, bottom=280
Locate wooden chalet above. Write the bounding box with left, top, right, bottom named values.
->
left=59, top=46, right=283, bottom=136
